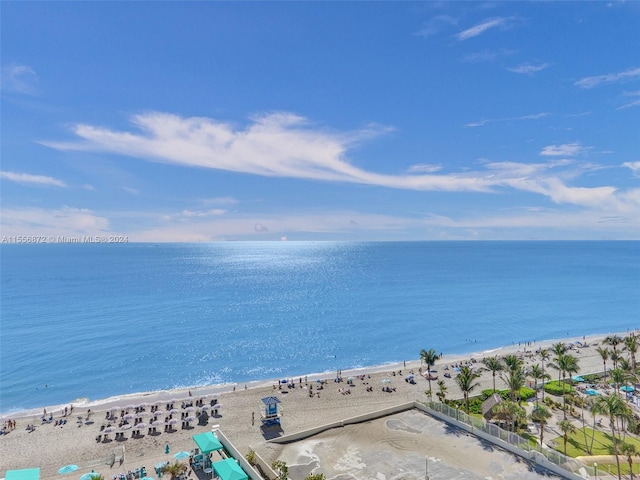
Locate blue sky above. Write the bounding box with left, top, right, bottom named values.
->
left=1, top=1, right=639, bottom=241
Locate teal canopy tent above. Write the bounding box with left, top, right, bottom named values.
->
left=212, top=459, right=248, bottom=480
left=6, top=469, right=40, bottom=480
left=192, top=432, right=223, bottom=454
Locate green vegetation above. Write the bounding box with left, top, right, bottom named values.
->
left=480, top=387, right=535, bottom=402
left=543, top=380, right=574, bottom=396
left=558, top=427, right=640, bottom=458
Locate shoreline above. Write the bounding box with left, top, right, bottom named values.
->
left=0, top=329, right=631, bottom=477
left=1, top=330, right=625, bottom=421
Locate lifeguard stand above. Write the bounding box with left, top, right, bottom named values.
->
left=260, top=396, right=281, bottom=427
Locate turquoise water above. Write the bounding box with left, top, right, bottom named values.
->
left=1, top=241, right=638, bottom=413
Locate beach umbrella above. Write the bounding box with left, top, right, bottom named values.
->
left=136, top=422, right=148, bottom=429
left=201, top=405, right=210, bottom=411
left=80, top=473, right=97, bottom=480
left=184, top=406, right=195, bottom=412
left=213, top=403, right=223, bottom=408
left=169, top=408, right=180, bottom=414
left=125, top=404, right=136, bottom=410
left=167, top=418, right=179, bottom=425
left=103, top=427, right=116, bottom=434
left=109, top=406, right=120, bottom=412
left=137, top=411, right=149, bottom=418
left=58, top=465, right=79, bottom=474
left=381, top=378, right=391, bottom=384
left=185, top=416, right=197, bottom=422
left=174, top=451, right=190, bottom=460
left=119, top=424, right=132, bottom=431
left=123, top=414, right=135, bottom=421
left=139, top=402, right=150, bottom=408
left=406, top=374, right=415, bottom=380
left=152, top=420, right=165, bottom=427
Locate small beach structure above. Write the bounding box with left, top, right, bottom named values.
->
left=192, top=432, right=223, bottom=454
left=481, top=393, right=503, bottom=421
left=260, top=396, right=281, bottom=427
left=5, top=469, right=40, bottom=480
left=212, top=459, right=248, bottom=480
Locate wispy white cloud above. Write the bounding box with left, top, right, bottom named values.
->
left=122, top=186, right=140, bottom=195
left=1, top=64, right=39, bottom=95
left=618, top=90, right=640, bottom=109
left=574, top=66, right=640, bottom=89
left=456, top=17, right=511, bottom=41
left=461, top=48, right=516, bottom=63
left=0, top=206, right=110, bottom=237
left=181, top=208, right=226, bottom=218
left=623, top=161, right=640, bottom=177
left=507, top=62, right=550, bottom=74
left=0, top=171, right=66, bottom=187
left=414, top=15, right=458, bottom=38
left=465, top=112, right=550, bottom=128
left=540, top=143, right=585, bottom=157
left=407, top=163, right=443, bottom=173
left=42, top=111, right=629, bottom=212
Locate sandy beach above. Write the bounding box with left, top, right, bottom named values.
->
left=0, top=332, right=626, bottom=479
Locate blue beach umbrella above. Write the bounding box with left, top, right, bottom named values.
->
left=174, top=451, right=190, bottom=460
left=621, top=385, right=635, bottom=392
left=58, top=466, right=79, bottom=475
left=80, top=472, right=96, bottom=480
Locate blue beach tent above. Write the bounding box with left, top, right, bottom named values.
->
left=6, top=469, right=40, bottom=480
left=212, top=459, right=248, bottom=480
left=192, top=431, right=223, bottom=454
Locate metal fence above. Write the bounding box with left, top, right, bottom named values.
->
left=424, top=401, right=600, bottom=479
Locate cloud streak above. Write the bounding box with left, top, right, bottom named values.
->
left=507, top=62, right=550, bottom=74
left=456, top=17, right=511, bottom=41
left=574, top=66, right=640, bottom=89
left=1, top=64, right=39, bottom=95
left=1, top=171, right=67, bottom=187
left=540, top=143, right=585, bottom=157
left=465, top=112, right=549, bottom=128
left=42, top=111, right=632, bottom=212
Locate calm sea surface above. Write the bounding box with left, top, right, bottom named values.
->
left=1, top=241, right=638, bottom=414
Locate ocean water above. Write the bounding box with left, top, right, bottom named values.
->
left=1, top=241, right=638, bottom=414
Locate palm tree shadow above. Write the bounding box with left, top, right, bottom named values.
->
left=443, top=423, right=465, bottom=437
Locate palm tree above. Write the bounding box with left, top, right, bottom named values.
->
left=482, top=356, right=504, bottom=393
left=558, top=419, right=577, bottom=457
left=88, top=475, right=105, bottom=480
left=493, top=400, right=526, bottom=433
left=528, top=364, right=550, bottom=405
left=539, top=349, right=550, bottom=401
left=272, top=461, right=289, bottom=480
left=530, top=406, right=552, bottom=449
left=455, top=365, right=481, bottom=414
left=592, top=394, right=634, bottom=480
left=501, top=366, right=526, bottom=403
left=420, top=348, right=439, bottom=400
left=596, top=346, right=610, bottom=384
left=610, top=350, right=624, bottom=373
left=625, top=334, right=638, bottom=371
left=621, top=442, right=638, bottom=480
left=554, top=353, right=580, bottom=419
left=436, top=379, right=447, bottom=403
left=611, top=368, right=630, bottom=397
left=606, top=335, right=624, bottom=369
left=162, top=462, right=187, bottom=480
